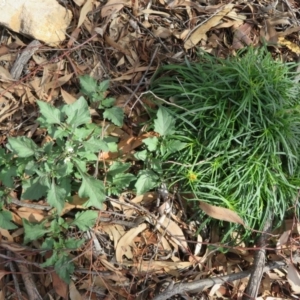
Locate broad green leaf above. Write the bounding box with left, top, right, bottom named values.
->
left=79, top=75, right=98, bottom=96
left=101, top=97, right=115, bottom=108
left=71, top=211, right=98, bottom=231
left=64, top=238, right=85, bottom=249
left=151, top=158, right=163, bottom=174
left=7, top=136, right=38, bottom=158
left=64, top=97, right=91, bottom=128
left=23, top=219, right=50, bottom=244
left=36, top=100, right=62, bottom=125
left=143, top=137, right=159, bottom=151
left=0, top=211, right=17, bottom=230
left=166, top=139, right=187, bottom=153
left=82, top=136, right=109, bottom=152
left=134, top=150, right=148, bottom=161
left=0, top=166, right=17, bottom=188
left=54, top=254, right=74, bottom=284
left=135, top=170, right=159, bottom=195
left=77, top=151, right=98, bottom=161
left=113, top=173, right=136, bottom=189
left=47, top=181, right=66, bottom=213
left=103, top=107, right=124, bottom=127
left=97, top=80, right=110, bottom=92
left=79, top=175, right=105, bottom=209
left=74, top=127, right=94, bottom=141
left=41, top=237, right=55, bottom=250
left=107, top=162, right=131, bottom=177
left=72, top=157, right=87, bottom=173
left=154, top=106, right=175, bottom=136
left=22, top=178, right=48, bottom=200
left=41, top=250, right=58, bottom=267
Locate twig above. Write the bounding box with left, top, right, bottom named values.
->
left=242, top=209, right=274, bottom=300
left=10, top=198, right=52, bottom=211
left=8, top=251, right=22, bottom=300
left=153, top=260, right=287, bottom=300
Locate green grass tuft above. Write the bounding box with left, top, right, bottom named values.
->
left=150, top=47, right=300, bottom=240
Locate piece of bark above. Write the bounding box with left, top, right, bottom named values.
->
left=10, top=40, right=41, bottom=80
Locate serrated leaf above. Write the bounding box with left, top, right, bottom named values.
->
left=0, top=211, right=17, bottom=230
left=0, top=166, right=17, bottom=188
left=101, top=97, right=115, bottom=108
left=79, top=75, right=98, bottom=96
left=64, top=237, right=85, bottom=249
left=134, top=150, right=148, bottom=161
left=113, top=173, right=136, bottom=189
left=22, top=178, right=48, bottom=200
left=71, top=211, right=98, bottom=231
left=166, top=139, right=187, bottom=153
left=143, top=137, right=159, bottom=151
left=135, top=170, right=159, bottom=195
left=79, top=175, right=105, bottom=209
left=107, top=162, right=131, bottom=177
left=82, top=136, right=109, bottom=152
left=47, top=181, right=66, bottom=214
left=103, top=107, right=124, bottom=126
left=54, top=254, right=74, bottom=284
left=23, top=219, right=50, bottom=244
left=7, top=136, right=38, bottom=158
left=36, top=100, right=62, bottom=124
left=154, top=106, right=175, bottom=136
left=97, top=80, right=110, bottom=92
left=64, top=97, right=91, bottom=128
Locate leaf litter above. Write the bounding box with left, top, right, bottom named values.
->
left=0, top=0, right=299, bottom=299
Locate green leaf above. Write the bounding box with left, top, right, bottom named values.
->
left=166, top=139, right=187, bottom=153
left=79, top=175, right=106, bottom=209
left=154, top=106, right=175, bottom=136
left=47, top=181, right=66, bottom=213
left=97, top=80, right=110, bottom=92
left=7, top=136, right=38, bottom=158
left=36, top=100, right=62, bottom=125
left=23, top=219, right=50, bottom=244
left=77, top=151, right=98, bottom=161
left=22, top=178, right=48, bottom=200
left=54, top=254, right=74, bottom=284
left=101, top=97, right=115, bottom=108
left=79, top=75, right=98, bottom=96
left=107, top=162, right=131, bottom=177
left=103, top=107, right=124, bottom=126
left=41, top=237, right=55, bottom=250
left=64, top=97, right=91, bottom=128
left=134, top=150, right=148, bottom=161
left=71, top=211, right=98, bottom=231
left=0, top=211, right=17, bottom=230
left=82, top=136, right=109, bottom=152
left=64, top=237, right=85, bottom=249
left=0, top=166, right=17, bottom=188
left=135, top=170, right=159, bottom=195
left=113, top=173, right=136, bottom=189
left=143, top=137, right=159, bottom=151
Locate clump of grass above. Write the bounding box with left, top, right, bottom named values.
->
left=150, top=47, right=300, bottom=239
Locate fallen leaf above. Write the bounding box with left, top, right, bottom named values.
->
left=287, top=263, right=300, bottom=293
left=61, top=88, right=77, bottom=104
left=69, top=280, right=82, bottom=300
left=184, top=4, right=234, bottom=49
left=77, top=0, right=94, bottom=28
left=199, top=201, right=245, bottom=226
left=52, top=271, right=68, bottom=299
left=101, top=0, right=131, bottom=18
left=115, top=223, right=147, bottom=262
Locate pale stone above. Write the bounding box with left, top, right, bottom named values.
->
left=0, top=0, right=72, bottom=46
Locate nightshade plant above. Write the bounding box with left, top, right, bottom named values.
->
left=149, top=46, right=300, bottom=240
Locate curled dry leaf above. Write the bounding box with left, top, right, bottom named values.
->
left=199, top=201, right=245, bottom=226
left=101, top=0, right=131, bottom=18
left=184, top=4, right=234, bottom=49
left=287, top=262, right=300, bottom=293
left=115, top=223, right=147, bottom=262
left=69, top=280, right=82, bottom=300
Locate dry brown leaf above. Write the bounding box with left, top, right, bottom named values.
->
left=159, top=218, right=188, bottom=252
left=276, top=230, right=290, bottom=252
left=199, top=201, right=245, bottom=226
left=184, top=4, right=234, bottom=49
left=101, top=0, right=131, bottom=18
left=278, top=36, right=300, bottom=55
left=61, top=88, right=77, bottom=104
left=126, top=260, right=192, bottom=272
left=287, top=263, right=300, bottom=293
left=73, top=0, right=85, bottom=6
left=44, top=73, right=74, bottom=91
left=52, top=271, right=68, bottom=299
left=77, top=0, right=94, bottom=28
left=232, top=23, right=253, bottom=49
left=152, top=27, right=172, bottom=39
left=69, top=280, right=82, bottom=300
left=139, top=9, right=170, bottom=17
left=115, top=223, right=147, bottom=262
